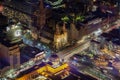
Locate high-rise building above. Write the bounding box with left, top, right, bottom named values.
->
left=9, top=45, right=20, bottom=69
left=0, top=2, right=8, bottom=34
left=0, top=43, right=20, bottom=71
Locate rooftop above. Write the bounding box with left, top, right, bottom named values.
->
left=17, top=62, right=46, bottom=78
left=4, top=0, right=38, bottom=15
left=20, top=46, right=44, bottom=64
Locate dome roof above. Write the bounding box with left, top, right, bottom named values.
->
left=49, top=54, right=60, bottom=62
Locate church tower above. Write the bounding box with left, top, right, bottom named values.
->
left=62, top=23, right=68, bottom=45
left=39, top=0, right=46, bottom=29
left=54, top=24, right=62, bottom=50
left=35, top=0, right=46, bottom=30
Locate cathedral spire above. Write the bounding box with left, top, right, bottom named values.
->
left=40, top=0, right=44, bottom=10
left=37, top=0, right=46, bottom=30
left=56, top=24, right=60, bottom=35
left=62, top=22, right=67, bottom=32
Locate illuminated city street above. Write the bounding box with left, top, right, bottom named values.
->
left=0, top=0, right=120, bottom=80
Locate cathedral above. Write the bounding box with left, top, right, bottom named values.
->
left=54, top=23, right=68, bottom=50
